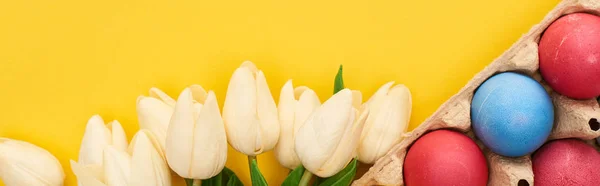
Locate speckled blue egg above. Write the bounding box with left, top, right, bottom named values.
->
left=471, top=72, right=554, bottom=157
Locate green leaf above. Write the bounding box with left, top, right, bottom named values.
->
left=282, top=165, right=305, bottom=186
left=312, top=177, right=322, bottom=186
left=202, top=171, right=223, bottom=186
left=226, top=175, right=244, bottom=186
left=222, top=167, right=244, bottom=186
left=333, top=65, right=345, bottom=94
left=318, top=158, right=358, bottom=186
left=250, top=158, right=268, bottom=186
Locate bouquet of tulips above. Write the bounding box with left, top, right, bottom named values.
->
left=0, top=61, right=412, bottom=186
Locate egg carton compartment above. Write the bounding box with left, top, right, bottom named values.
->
left=353, top=0, right=600, bottom=185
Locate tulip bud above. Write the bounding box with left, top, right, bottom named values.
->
left=129, top=130, right=172, bottom=186
left=72, top=130, right=170, bottom=186
left=165, top=85, right=228, bottom=179
left=357, top=82, right=411, bottom=164
left=72, top=115, right=128, bottom=186
left=223, top=61, right=280, bottom=156
left=136, top=87, right=176, bottom=153
left=0, top=138, right=65, bottom=186
left=78, top=115, right=128, bottom=167
left=295, top=89, right=369, bottom=177
left=275, top=80, right=320, bottom=169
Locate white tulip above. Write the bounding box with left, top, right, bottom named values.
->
left=165, top=85, right=227, bottom=179
left=357, top=81, right=411, bottom=164
left=0, top=138, right=65, bottom=186
left=71, top=115, right=125, bottom=186
left=136, top=87, right=176, bottom=153
left=78, top=115, right=128, bottom=167
left=223, top=61, right=279, bottom=156
left=295, top=89, right=369, bottom=177
left=274, top=80, right=320, bottom=169
left=128, top=130, right=172, bottom=186
left=72, top=130, right=170, bottom=186
left=72, top=115, right=128, bottom=186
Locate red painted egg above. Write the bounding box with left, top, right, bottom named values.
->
left=539, top=13, right=600, bottom=99
left=404, top=130, right=488, bottom=186
left=532, top=139, right=600, bottom=186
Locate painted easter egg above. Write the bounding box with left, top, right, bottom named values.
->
left=533, top=139, right=600, bottom=186
left=404, top=130, right=488, bottom=186
left=471, top=72, right=553, bottom=157
left=539, top=13, right=600, bottom=99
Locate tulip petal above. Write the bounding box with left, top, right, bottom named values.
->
left=313, top=108, right=357, bottom=177
left=70, top=160, right=105, bottom=186
left=295, top=89, right=354, bottom=176
left=276, top=81, right=321, bottom=169
left=128, top=130, right=165, bottom=160
left=136, top=95, right=173, bottom=152
left=130, top=131, right=171, bottom=186
left=141, top=87, right=176, bottom=151
left=103, top=146, right=131, bottom=186
left=363, top=81, right=395, bottom=106
left=240, top=61, right=258, bottom=73
left=165, top=88, right=195, bottom=178
left=275, top=80, right=300, bottom=169
left=0, top=138, right=65, bottom=186
left=149, top=87, right=176, bottom=107
left=79, top=115, right=112, bottom=166
left=107, top=120, right=128, bottom=152
left=255, top=70, right=280, bottom=153
left=318, top=108, right=368, bottom=177
left=223, top=65, right=260, bottom=155
left=295, top=89, right=321, bottom=135
left=358, top=83, right=411, bottom=164
left=190, top=91, right=228, bottom=179
left=360, top=82, right=394, bottom=142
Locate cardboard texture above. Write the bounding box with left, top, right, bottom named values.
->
left=354, top=0, right=600, bottom=185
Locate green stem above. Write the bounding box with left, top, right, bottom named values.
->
left=248, top=155, right=256, bottom=170
left=298, top=170, right=313, bottom=186
left=193, top=180, right=200, bottom=186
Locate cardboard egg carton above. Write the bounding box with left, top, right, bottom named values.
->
left=354, top=0, right=600, bottom=185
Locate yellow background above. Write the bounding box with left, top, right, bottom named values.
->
left=0, top=0, right=561, bottom=185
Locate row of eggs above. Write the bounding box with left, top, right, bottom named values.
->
left=403, top=13, right=600, bottom=186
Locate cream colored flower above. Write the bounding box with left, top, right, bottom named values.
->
left=136, top=87, right=176, bottom=153
left=165, top=85, right=227, bottom=179
left=274, top=80, right=320, bottom=169
left=295, top=89, right=369, bottom=177
left=71, top=115, right=128, bottom=186
left=0, top=138, right=65, bottom=186
left=357, top=81, right=412, bottom=164
left=71, top=116, right=170, bottom=186
left=223, top=61, right=279, bottom=156
left=77, top=115, right=128, bottom=167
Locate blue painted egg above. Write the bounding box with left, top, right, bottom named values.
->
left=471, top=72, right=554, bottom=157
